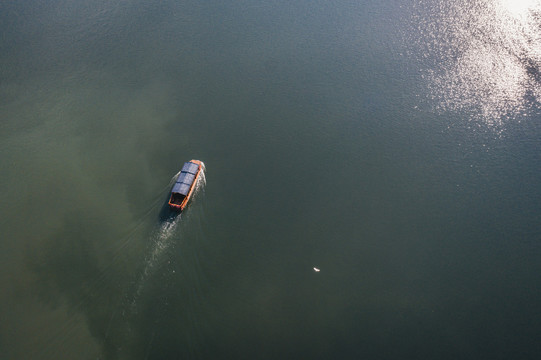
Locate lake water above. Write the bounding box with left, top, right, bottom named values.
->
left=1, top=0, right=541, bottom=359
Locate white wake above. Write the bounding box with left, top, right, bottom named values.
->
left=129, top=163, right=206, bottom=310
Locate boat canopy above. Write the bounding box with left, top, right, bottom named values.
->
left=181, top=161, right=199, bottom=175
left=171, top=162, right=199, bottom=195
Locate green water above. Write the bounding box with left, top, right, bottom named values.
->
left=1, top=0, right=540, bottom=359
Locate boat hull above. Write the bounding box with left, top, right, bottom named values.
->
left=168, top=159, right=202, bottom=211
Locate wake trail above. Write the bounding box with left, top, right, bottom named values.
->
left=128, top=163, right=206, bottom=312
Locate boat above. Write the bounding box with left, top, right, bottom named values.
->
left=168, top=160, right=203, bottom=211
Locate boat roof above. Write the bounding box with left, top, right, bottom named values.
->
left=182, top=161, right=199, bottom=174
left=171, top=161, right=200, bottom=195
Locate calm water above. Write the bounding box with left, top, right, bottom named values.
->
left=1, top=0, right=541, bottom=359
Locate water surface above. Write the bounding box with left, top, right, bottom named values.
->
left=1, top=0, right=540, bottom=359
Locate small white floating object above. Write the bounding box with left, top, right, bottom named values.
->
left=313, top=267, right=320, bottom=272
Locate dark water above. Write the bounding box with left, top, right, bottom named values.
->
left=1, top=0, right=541, bottom=359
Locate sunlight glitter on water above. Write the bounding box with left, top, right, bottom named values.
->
left=498, top=0, right=539, bottom=17
left=414, top=0, right=541, bottom=127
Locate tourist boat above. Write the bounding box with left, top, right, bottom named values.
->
left=168, top=160, right=203, bottom=211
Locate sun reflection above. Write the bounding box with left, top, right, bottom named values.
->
left=411, top=0, right=541, bottom=128
left=498, top=0, right=538, bottom=17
